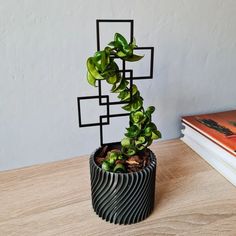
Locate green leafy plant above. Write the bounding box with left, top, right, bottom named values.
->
left=87, top=33, right=161, bottom=172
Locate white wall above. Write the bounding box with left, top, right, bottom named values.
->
left=0, top=0, right=236, bottom=171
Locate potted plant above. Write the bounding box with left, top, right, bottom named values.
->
left=86, top=32, right=161, bottom=224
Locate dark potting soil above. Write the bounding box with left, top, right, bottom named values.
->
left=95, top=145, right=151, bottom=173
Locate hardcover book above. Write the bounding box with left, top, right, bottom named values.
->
left=181, top=123, right=236, bottom=186
left=182, top=110, right=236, bottom=157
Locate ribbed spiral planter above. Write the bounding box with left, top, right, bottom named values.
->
left=89, top=147, right=157, bottom=225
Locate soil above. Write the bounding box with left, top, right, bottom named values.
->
left=95, top=145, right=151, bottom=173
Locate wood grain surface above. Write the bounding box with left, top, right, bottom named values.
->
left=0, top=139, right=235, bottom=236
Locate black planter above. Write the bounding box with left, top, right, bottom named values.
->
left=89, top=147, right=157, bottom=225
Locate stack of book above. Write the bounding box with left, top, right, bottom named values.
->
left=181, top=110, right=236, bottom=187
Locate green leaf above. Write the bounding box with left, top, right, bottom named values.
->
left=87, top=57, right=104, bottom=80
left=123, top=45, right=132, bottom=55
left=109, top=151, right=119, bottom=157
left=87, top=72, right=97, bottom=87
left=146, top=106, right=155, bottom=115
left=111, top=83, right=117, bottom=92
left=102, top=161, right=110, bottom=171
left=104, top=46, right=111, bottom=55
left=113, top=79, right=128, bottom=93
left=101, top=70, right=112, bottom=78
left=114, top=33, right=128, bottom=48
left=107, top=152, right=118, bottom=165
left=138, top=136, right=146, bottom=144
left=144, top=127, right=152, bottom=137
left=126, top=148, right=136, bottom=156
left=151, top=129, right=162, bottom=140
left=137, top=144, right=145, bottom=151
left=131, top=111, right=145, bottom=123
left=100, top=51, right=107, bottom=71
left=122, top=103, right=132, bottom=112
left=92, top=60, right=101, bottom=71
left=123, top=54, right=144, bottom=62
left=108, top=41, right=115, bottom=47
left=135, top=136, right=146, bottom=146
left=93, top=51, right=102, bottom=63
left=106, top=74, right=118, bottom=84
left=118, top=84, right=138, bottom=102
left=131, top=84, right=138, bottom=96
left=146, top=138, right=153, bottom=147
left=119, top=88, right=135, bottom=104
left=109, top=60, right=119, bottom=71
left=121, top=137, right=131, bottom=147
left=114, top=163, right=126, bottom=173
left=124, top=132, right=132, bottom=138
left=93, top=51, right=102, bottom=59
left=131, top=98, right=143, bottom=112
left=118, top=89, right=129, bottom=100
left=147, top=122, right=157, bottom=131
left=92, top=51, right=104, bottom=71
left=129, top=38, right=137, bottom=49
left=108, top=41, right=120, bottom=48
left=117, top=51, right=127, bottom=58
left=125, top=125, right=140, bottom=138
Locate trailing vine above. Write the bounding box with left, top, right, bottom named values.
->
left=86, top=33, right=161, bottom=172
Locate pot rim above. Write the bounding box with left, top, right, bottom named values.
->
left=90, top=146, right=157, bottom=175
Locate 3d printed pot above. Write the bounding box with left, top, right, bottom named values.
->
left=89, top=148, right=157, bottom=225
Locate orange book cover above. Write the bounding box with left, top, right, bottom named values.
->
left=182, top=110, right=236, bottom=157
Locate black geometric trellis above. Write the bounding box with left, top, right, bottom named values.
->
left=77, top=95, right=109, bottom=127
left=77, top=19, right=154, bottom=146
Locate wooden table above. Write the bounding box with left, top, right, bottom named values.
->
left=0, top=139, right=236, bottom=235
